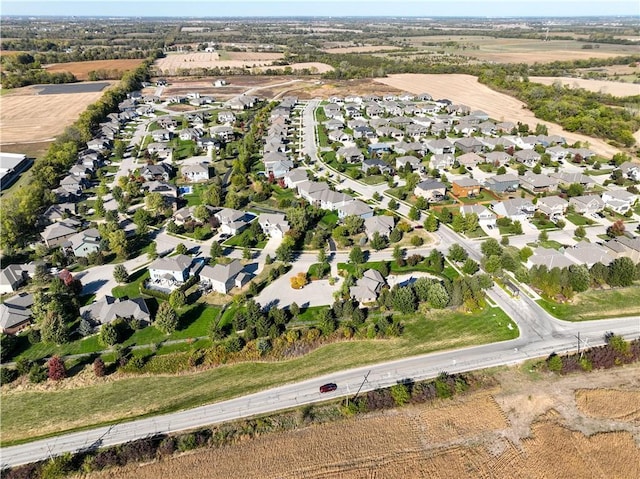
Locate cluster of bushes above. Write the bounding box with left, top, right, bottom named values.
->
left=545, top=335, right=639, bottom=375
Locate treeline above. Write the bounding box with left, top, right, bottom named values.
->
left=0, top=59, right=155, bottom=252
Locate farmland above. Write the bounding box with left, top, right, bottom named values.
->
left=83, top=363, right=640, bottom=479
left=528, top=76, right=640, bottom=97
left=0, top=82, right=114, bottom=143
left=44, top=58, right=144, bottom=81
left=376, top=73, right=627, bottom=158
left=154, top=51, right=285, bottom=74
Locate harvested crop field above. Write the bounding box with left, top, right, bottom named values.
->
left=0, top=82, right=114, bottom=143
left=44, top=59, right=144, bottom=80
left=323, top=45, right=399, bottom=54
left=255, top=62, right=334, bottom=73
left=376, top=74, right=624, bottom=158
left=529, top=76, right=640, bottom=97
left=575, top=389, right=640, bottom=422
left=84, top=363, right=640, bottom=479
left=154, top=52, right=285, bottom=74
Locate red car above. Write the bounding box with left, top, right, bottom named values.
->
left=319, top=382, right=338, bottom=393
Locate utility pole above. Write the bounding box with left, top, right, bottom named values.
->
left=352, top=370, right=372, bottom=403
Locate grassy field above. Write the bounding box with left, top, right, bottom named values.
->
left=565, top=212, right=595, bottom=226
left=0, top=305, right=516, bottom=445
left=537, top=285, right=640, bottom=321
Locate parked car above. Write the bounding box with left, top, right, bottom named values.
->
left=319, top=382, right=337, bottom=393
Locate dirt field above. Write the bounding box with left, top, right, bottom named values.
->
left=529, top=76, right=640, bottom=97
left=44, top=59, right=144, bottom=81
left=376, top=74, right=625, bottom=158
left=254, top=62, right=335, bottom=74
left=154, top=52, right=285, bottom=74
left=575, top=389, right=640, bottom=422
left=0, top=83, right=114, bottom=143
left=83, top=363, right=640, bottom=479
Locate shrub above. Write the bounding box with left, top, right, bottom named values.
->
left=27, top=329, right=41, bottom=345
left=547, top=353, right=563, bottom=372
left=390, top=383, right=411, bottom=406
left=157, top=436, right=177, bottom=457
left=0, top=367, right=18, bottom=385
left=29, top=363, right=47, bottom=383
left=93, top=358, right=106, bottom=377
left=15, top=357, right=32, bottom=376
left=47, top=355, right=66, bottom=381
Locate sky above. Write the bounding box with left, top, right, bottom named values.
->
left=1, top=0, right=639, bottom=18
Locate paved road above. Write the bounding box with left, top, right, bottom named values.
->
left=2, top=310, right=639, bottom=468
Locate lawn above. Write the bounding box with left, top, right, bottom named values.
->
left=112, top=269, right=149, bottom=299
left=527, top=240, right=565, bottom=250
left=565, top=212, right=595, bottom=226
left=307, top=262, right=330, bottom=280
left=457, top=191, right=495, bottom=204
left=223, top=229, right=268, bottom=249
left=0, top=305, right=516, bottom=445
left=319, top=211, right=339, bottom=227
left=536, top=285, right=640, bottom=321
left=361, top=175, right=386, bottom=185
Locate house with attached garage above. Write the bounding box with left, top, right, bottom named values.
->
left=536, top=195, right=569, bottom=222
left=456, top=152, right=484, bottom=168
left=481, top=137, right=515, bottom=151
left=394, top=141, right=425, bottom=156
left=368, top=143, right=392, bottom=156
left=607, top=236, right=640, bottom=263
left=0, top=293, right=33, bottom=334
left=526, top=247, right=576, bottom=270
left=0, top=265, right=30, bottom=295
left=215, top=208, right=253, bottom=235
left=63, top=228, right=102, bottom=258
left=328, top=130, right=352, bottom=143
left=337, top=146, right=365, bottom=164
left=210, top=125, right=235, bottom=143
left=283, top=168, right=308, bottom=189
left=148, top=254, right=195, bottom=288
left=565, top=242, right=615, bottom=267
left=549, top=171, right=594, bottom=188
left=173, top=205, right=215, bottom=226
left=513, top=149, right=541, bottom=167
left=147, top=143, right=173, bottom=159
left=350, top=269, right=386, bottom=304
left=323, top=103, right=342, bottom=118
left=483, top=151, right=512, bottom=166
left=353, top=125, right=376, bottom=141
left=364, top=215, right=395, bottom=240
left=491, top=198, right=536, bottom=222
left=80, top=296, right=151, bottom=328
left=520, top=172, right=558, bottom=193
left=452, top=178, right=481, bottom=198
left=217, top=110, right=236, bottom=125
left=460, top=204, right=496, bottom=229
left=178, top=128, right=202, bottom=141
left=569, top=194, right=605, bottom=216
left=430, top=154, right=455, bottom=170
left=199, top=259, right=251, bottom=294
left=618, top=161, right=640, bottom=182
left=41, top=220, right=79, bottom=248
left=181, top=163, right=211, bottom=182
left=151, top=129, right=172, bottom=142
left=546, top=145, right=571, bottom=161
left=362, top=158, right=393, bottom=175
left=59, top=174, right=88, bottom=195
left=454, top=137, right=484, bottom=154
left=338, top=200, right=374, bottom=220
left=601, top=190, right=636, bottom=214
left=414, top=179, right=447, bottom=202
left=141, top=163, right=172, bottom=182
left=395, top=155, right=422, bottom=172
left=258, top=213, right=291, bottom=239
left=426, top=139, right=454, bottom=155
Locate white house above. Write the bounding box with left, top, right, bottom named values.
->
left=181, top=163, right=210, bottom=182
left=258, top=213, right=290, bottom=239
left=602, top=190, right=636, bottom=214
left=460, top=204, right=496, bottom=229
left=148, top=255, right=193, bottom=287
left=491, top=198, right=536, bottom=222
left=200, top=260, right=251, bottom=294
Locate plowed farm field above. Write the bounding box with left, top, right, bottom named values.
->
left=84, top=363, right=640, bottom=479
left=44, top=59, right=144, bottom=80
left=529, top=76, right=640, bottom=97
left=376, top=74, right=626, bottom=158
left=0, top=82, right=113, bottom=144
left=154, top=51, right=285, bottom=74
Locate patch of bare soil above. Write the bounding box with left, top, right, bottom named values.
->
left=529, top=76, right=640, bottom=97
left=83, top=363, right=640, bottom=479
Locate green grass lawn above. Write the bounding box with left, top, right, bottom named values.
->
left=536, top=285, right=640, bottom=321
left=565, top=213, right=595, bottom=226
left=458, top=191, right=495, bottom=204
left=320, top=211, right=339, bottom=227
left=0, top=305, right=516, bottom=445
left=361, top=175, right=386, bottom=185
left=307, top=262, right=330, bottom=280
left=112, top=269, right=149, bottom=299
left=223, top=230, right=268, bottom=249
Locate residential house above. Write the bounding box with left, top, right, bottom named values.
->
left=496, top=121, right=515, bottom=133
left=454, top=137, right=484, bottom=153
left=210, top=126, right=235, bottom=142
left=0, top=293, right=33, bottom=334
left=569, top=195, right=605, bottom=216
left=151, top=129, right=172, bottom=142
left=602, top=190, right=636, bottom=214
left=430, top=154, right=455, bottom=170
left=338, top=200, right=374, bottom=220
left=395, top=155, right=422, bottom=172
left=41, top=220, right=78, bottom=248
left=0, top=265, right=30, bottom=295
left=394, top=141, right=425, bottom=156
left=178, top=128, right=202, bottom=141
left=514, top=149, right=541, bottom=167
left=59, top=174, right=87, bottom=195
left=323, top=103, right=342, bottom=118
left=481, top=137, right=515, bottom=151
left=328, top=130, right=352, bottom=143
left=536, top=195, right=568, bottom=221
left=452, top=178, right=481, bottom=198
left=460, top=204, right=496, bottom=229
left=40, top=203, right=76, bottom=225
left=549, top=171, right=594, bottom=188
left=144, top=181, right=178, bottom=201
left=148, top=254, right=194, bottom=286
left=483, top=151, right=512, bottom=166
left=324, top=119, right=345, bottom=131
left=350, top=269, right=386, bottom=304
left=337, top=146, right=364, bottom=164
left=141, top=163, right=172, bottom=182
left=364, top=215, right=395, bottom=240
left=520, top=172, right=558, bottom=193
left=226, top=95, right=257, bottom=110
left=527, top=247, right=576, bottom=270
left=426, top=139, right=454, bottom=155
left=147, top=143, right=173, bottom=159
left=607, top=236, right=640, bottom=263
left=80, top=296, right=150, bottom=327
left=368, top=143, right=392, bottom=156
left=414, top=179, right=447, bottom=202
left=568, top=148, right=595, bottom=161
left=173, top=205, right=215, bottom=226
left=353, top=126, right=376, bottom=140
left=456, top=152, right=484, bottom=168
left=218, top=111, right=236, bottom=124
left=215, top=208, right=252, bottom=235
left=546, top=145, right=571, bottom=161
left=200, top=259, right=251, bottom=294
left=491, top=198, right=536, bottom=222
left=283, top=168, right=308, bottom=189
left=618, top=161, right=640, bottom=182
left=64, top=228, right=102, bottom=258
left=565, top=242, right=615, bottom=267
left=376, top=126, right=403, bottom=140
left=362, top=158, right=393, bottom=175
left=181, top=163, right=210, bottom=182
left=258, top=213, right=291, bottom=239
left=406, top=124, right=428, bottom=138
left=157, top=117, right=178, bottom=130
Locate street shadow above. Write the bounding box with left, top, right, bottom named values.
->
left=82, top=279, right=108, bottom=295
